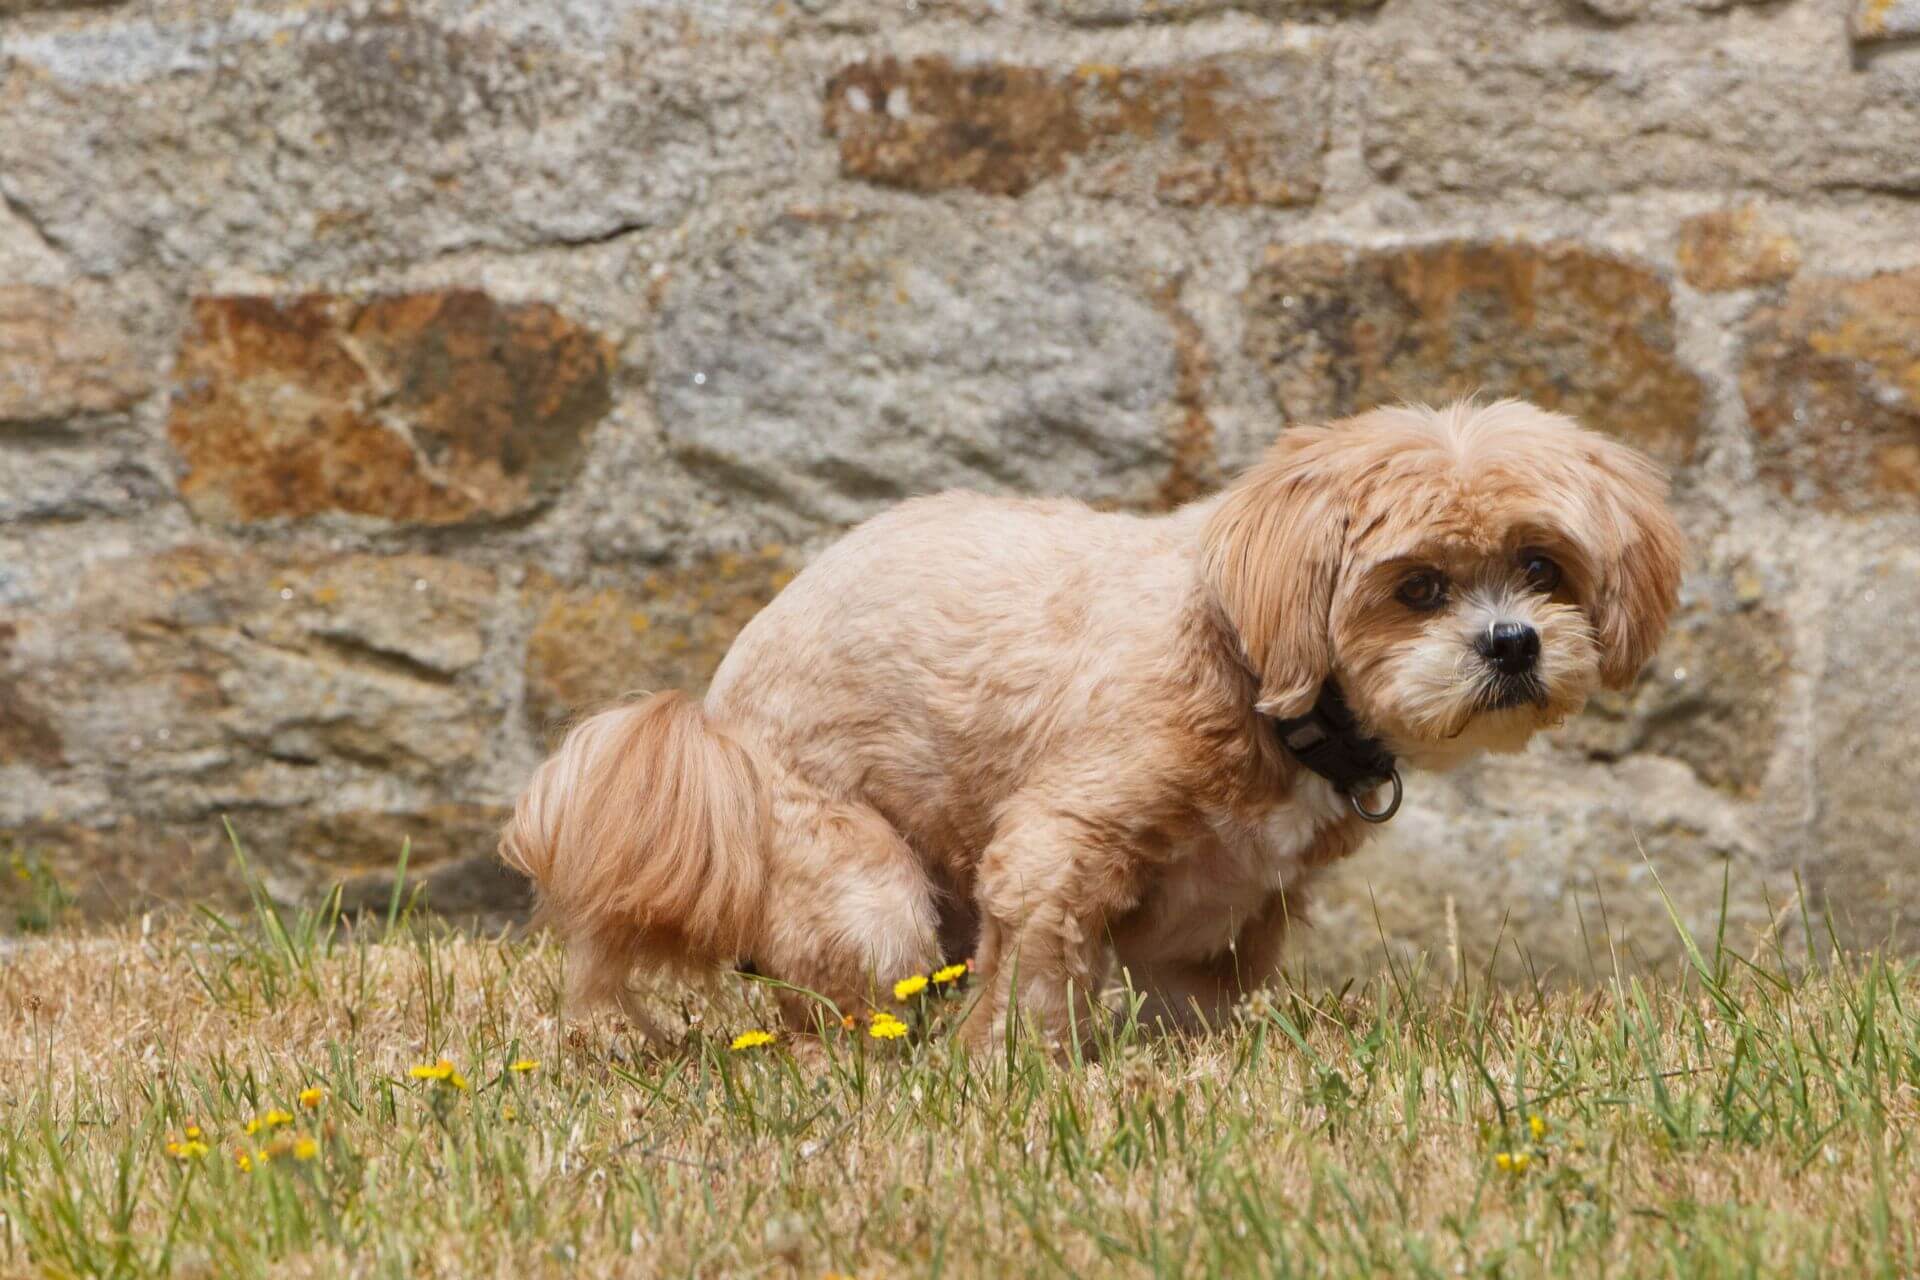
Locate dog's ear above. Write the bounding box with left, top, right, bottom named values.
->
left=1200, top=428, right=1348, bottom=719
left=1580, top=437, right=1687, bottom=690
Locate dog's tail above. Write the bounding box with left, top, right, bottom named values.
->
left=501, top=691, right=771, bottom=1022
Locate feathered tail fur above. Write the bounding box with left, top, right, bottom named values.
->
left=500, top=691, right=770, bottom=1030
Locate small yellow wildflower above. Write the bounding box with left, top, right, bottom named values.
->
left=183, top=1124, right=202, bottom=1140
left=868, top=1013, right=908, bottom=1041
left=293, top=1136, right=319, bottom=1162
left=1528, top=1113, right=1547, bottom=1141
left=508, top=1059, right=539, bottom=1074
left=235, top=1151, right=254, bottom=1172
left=893, top=974, right=929, bottom=1001
left=244, top=1107, right=293, bottom=1135
left=840, top=1013, right=857, bottom=1030
left=931, top=962, right=968, bottom=986
left=1494, top=1150, right=1532, bottom=1173
left=410, top=1059, right=468, bottom=1089
left=165, top=1139, right=209, bottom=1161
left=501, top=1104, right=516, bottom=1121
left=730, top=1030, right=777, bottom=1051
left=299, top=1086, right=327, bottom=1109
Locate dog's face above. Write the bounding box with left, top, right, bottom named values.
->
left=1203, top=400, right=1685, bottom=771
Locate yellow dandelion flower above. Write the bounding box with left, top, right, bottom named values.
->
left=501, top=1104, right=516, bottom=1121
left=410, top=1059, right=456, bottom=1082
left=1528, top=1113, right=1547, bottom=1141
left=293, top=1136, right=319, bottom=1162
left=1494, top=1149, right=1532, bottom=1173
left=730, top=1030, right=777, bottom=1051
left=931, top=963, right=968, bottom=986
left=235, top=1151, right=254, bottom=1172
left=245, top=1118, right=261, bottom=1136
left=840, top=1013, right=857, bottom=1030
left=1494, top=1151, right=1512, bottom=1171
left=165, top=1139, right=209, bottom=1161
left=183, top=1124, right=202, bottom=1140
left=260, top=1108, right=293, bottom=1130
left=868, top=1013, right=908, bottom=1041
left=299, top=1086, right=327, bottom=1109
left=508, top=1059, right=539, bottom=1073
left=893, top=974, right=929, bottom=1001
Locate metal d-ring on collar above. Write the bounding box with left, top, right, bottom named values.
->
left=1267, top=680, right=1404, bottom=825
left=1347, top=769, right=1403, bottom=824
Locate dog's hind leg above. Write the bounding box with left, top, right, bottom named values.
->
left=749, top=780, right=943, bottom=1032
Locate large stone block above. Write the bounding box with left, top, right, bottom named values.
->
left=167, top=292, right=611, bottom=526
left=1307, top=754, right=1771, bottom=985
left=1244, top=241, right=1704, bottom=463
left=653, top=209, right=1183, bottom=529
left=1556, top=586, right=1789, bottom=799
left=0, top=5, right=785, bottom=274
left=524, top=546, right=799, bottom=735
left=0, top=547, right=503, bottom=828
left=1363, top=36, right=1920, bottom=197
left=0, top=286, right=149, bottom=426
left=825, top=52, right=1328, bottom=206
left=1039, top=0, right=1381, bottom=21
left=1741, top=268, right=1920, bottom=514
left=1804, top=546, right=1920, bottom=950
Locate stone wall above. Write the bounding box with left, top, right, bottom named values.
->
left=2, top=0, right=1918, bottom=979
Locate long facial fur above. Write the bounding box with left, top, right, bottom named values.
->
left=1207, top=398, right=1686, bottom=770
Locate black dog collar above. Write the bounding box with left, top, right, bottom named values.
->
left=1267, top=681, right=1403, bottom=823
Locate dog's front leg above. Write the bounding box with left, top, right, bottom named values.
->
left=962, top=803, right=1139, bottom=1055
left=1118, top=890, right=1294, bottom=1033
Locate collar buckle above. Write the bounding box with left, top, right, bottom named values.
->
left=1267, top=681, right=1404, bottom=824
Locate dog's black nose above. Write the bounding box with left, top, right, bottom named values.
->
left=1480, top=621, right=1540, bottom=676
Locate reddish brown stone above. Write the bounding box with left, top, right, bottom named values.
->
left=524, top=546, right=800, bottom=736
left=1742, top=268, right=1920, bottom=513
left=0, top=623, right=63, bottom=767
left=824, top=59, right=1082, bottom=197
left=1041, top=0, right=1382, bottom=19
left=1244, top=241, right=1705, bottom=464
left=166, top=291, right=612, bottom=525
left=0, top=285, right=149, bottom=425
left=1153, top=284, right=1221, bottom=507
left=824, top=53, right=1325, bottom=206
left=1676, top=206, right=1799, bottom=293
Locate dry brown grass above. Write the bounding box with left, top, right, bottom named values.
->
left=1, top=881, right=1917, bottom=1278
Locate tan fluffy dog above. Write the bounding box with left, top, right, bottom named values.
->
left=503, top=400, right=1684, bottom=1046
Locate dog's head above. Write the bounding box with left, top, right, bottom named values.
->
left=1202, top=400, right=1685, bottom=770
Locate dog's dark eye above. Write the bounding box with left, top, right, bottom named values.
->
left=1521, top=551, right=1562, bottom=594
left=1396, top=569, right=1448, bottom=611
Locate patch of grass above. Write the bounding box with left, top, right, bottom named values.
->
left=3, top=847, right=76, bottom=934
left=1, top=879, right=1917, bottom=1277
